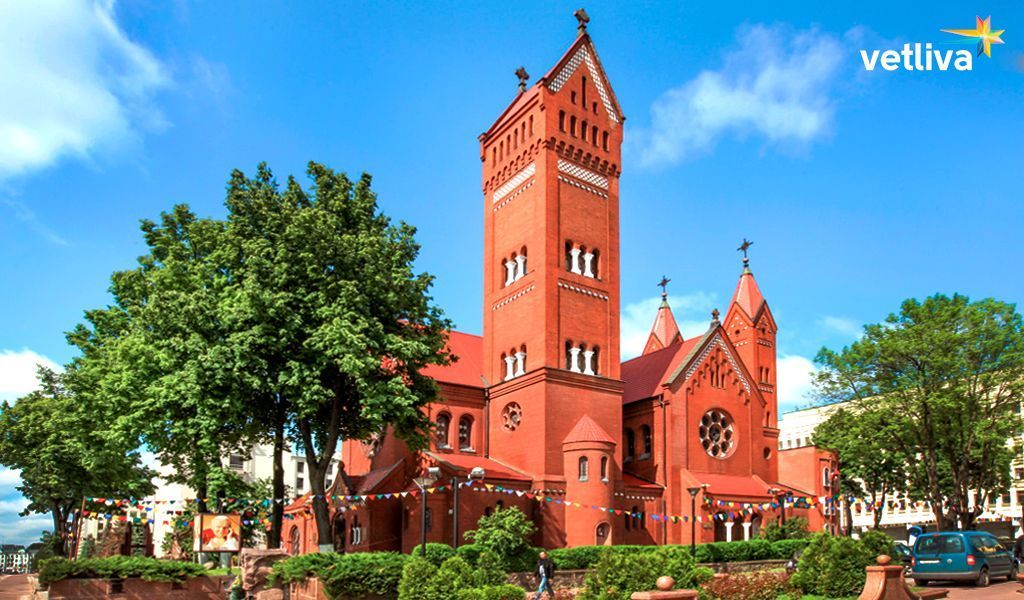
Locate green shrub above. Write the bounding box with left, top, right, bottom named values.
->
left=38, top=556, right=207, bottom=585
left=474, top=550, right=508, bottom=587
left=579, top=546, right=712, bottom=600
left=481, top=584, right=526, bottom=599
left=269, top=551, right=409, bottom=599
left=770, top=539, right=811, bottom=560
left=398, top=556, right=437, bottom=600
left=456, top=543, right=485, bottom=566
left=423, top=556, right=476, bottom=599
left=550, top=545, right=607, bottom=570
left=759, top=516, right=810, bottom=541
left=790, top=533, right=874, bottom=598
left=857, top=530, right=895, bottom=560
left=411, top=543, right=457, bottom=567
left=464, top=507, right=536, bottom=572
left=456, top=590, right=487, bottom=600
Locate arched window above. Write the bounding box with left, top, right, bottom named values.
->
left=499, top=140, right=504, bottom=160
left=581, top=120, right=588, bottom=142
left=459, top=415, right=473, bottom=451
left=350, top=515, right=362, bottom=545
left=570, top=115, right=577, bottom=137
left=578, top=456, right=589, bottom=481
left=559, top=111, right=565, bottom=132
left=600, top=456, right=609, bottom=481
left=641, top=425, right=652, bottom=459
left=624, top=429, right=635, bottom=462
left=289, top=526, right=301, bottom=555
left=435, top=413, right=451, bottom=449
left=602, top=131, right=609, bottom=151
left=529, top=115, right=534, bottom=135
left=591, top=126, right=598, bottom=145
left=596, top=522, right=609, bottom=545
left=823, top=467, right=831, bottom=488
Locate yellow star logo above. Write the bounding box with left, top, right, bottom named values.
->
left=942, top=15, right=1005, bottom=58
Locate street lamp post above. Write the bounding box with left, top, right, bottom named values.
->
left=687, top=486, right=702, bottom=556
left=413, top=467, right=441, bottom=557
left=453, top=467, right=486, bottom=548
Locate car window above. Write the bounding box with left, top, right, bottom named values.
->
left=973, top=535, right=1000, bottom=553
left=916, top=536, right=939, bottom=554
left=893, top=544, right=910, bottom=557
left=939, top=535, right=964, bottom=553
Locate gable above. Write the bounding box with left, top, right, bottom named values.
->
left=544, top=38, right=623, bottom=124
left=683, top=334, right=752, bottom=396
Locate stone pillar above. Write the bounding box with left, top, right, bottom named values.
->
left=504, top=356, right=516, bottom=381
left=583, top=252, right=595, bottom=277
left=582, top=350, right=595, bottom=375
left=742, top=521, right=752, bottom=541
left=857, top=555, right=947, bottom=600
left=725, top=522, right=733, bottom=542
left=515, top=351, right=526, bottom=376
left=504, top=260, right=516, bottom=286
left=570, top=248, right=582, bottom=274
left=515, top=254, right=526, bottom=280
left=569, top=347, right=582, bottom=373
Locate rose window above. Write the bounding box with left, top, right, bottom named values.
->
left=501, top=402, right=523, bottom=431
left=699, top=409, right=735, bottom=458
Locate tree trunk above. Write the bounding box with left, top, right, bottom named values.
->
left=298, top=410, right=340, bottom=551
left=268, top=412, right=285, bottom=548
left=843, top=499, right=854, bottom=536
left=50, top=501, right=68, bottom=557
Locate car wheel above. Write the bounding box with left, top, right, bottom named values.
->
left=976, top=567, right=990, bottom=587
left=1008, top=564, right=1018, bottom=582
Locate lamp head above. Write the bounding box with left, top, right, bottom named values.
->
left=469, top=467, right=486, bottom=480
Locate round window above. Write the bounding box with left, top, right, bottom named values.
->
left=699, top=409, right=735, bottom=458
left=501, top=402, right=523, bottom=431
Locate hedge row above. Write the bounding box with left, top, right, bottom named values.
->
left=268, top=551, right=408, bottom=599
left=549, top=539, right=810, bottom=570
left=38, top=556, right=208, bottom=585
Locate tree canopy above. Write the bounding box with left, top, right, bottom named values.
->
left=814, top=293, right=1024, bottom=530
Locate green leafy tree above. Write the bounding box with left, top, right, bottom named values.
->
left=67, top=206, right=259, bottom=512
left=0, top=368, right=154, bottom=556
left=813, top=407, right=910, bottom=530
left=814, top=294, right=1024, bottom=530
left=463, top=506, right=536, bottom=571
left=758, top=516, right=809, bottom=541
left=221, top=162, right=452, bottom=545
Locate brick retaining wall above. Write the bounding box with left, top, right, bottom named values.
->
left=48, top=575, right=232, bottom=599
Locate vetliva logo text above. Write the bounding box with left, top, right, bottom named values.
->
left=860, top=43, right=973, bottom=71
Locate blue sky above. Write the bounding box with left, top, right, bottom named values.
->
left=0, top=1, right=1022, bottom=545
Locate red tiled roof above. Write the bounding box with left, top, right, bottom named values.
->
left=621, top=336, right=701, bottom=403
left=622, top=473, right=663, bottom=491
left=731, top=267, right=766, bottom=319
left=422, top=331, right=484, bottom=388
left=347, top=460, right=403, bottom=494
left=426, top=452, right=532, bottom=482
left=643, top=299, right=682, bottom=354
left=563, top=415, right=616, bottom=444
left=684, top=472, right=779, bottom=500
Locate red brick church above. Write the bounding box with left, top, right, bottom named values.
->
left=285, top=13, right=835, bottom=555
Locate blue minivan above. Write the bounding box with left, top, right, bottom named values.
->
left=911, top=531, right=1017, bottom=587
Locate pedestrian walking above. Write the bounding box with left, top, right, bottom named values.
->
left=1014, top=532, right=1024, bottom=566
left=532, top=551, right=555, bottom=600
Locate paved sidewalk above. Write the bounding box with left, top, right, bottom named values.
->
left=938, top=578, right=1022, bottom=600
left=0, top=575, right=33, bottom=600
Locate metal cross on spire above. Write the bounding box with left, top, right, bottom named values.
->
left=515, top=67, right=530, bottom=92
left=657, top=275, right=671, bottom=298
left=737, top=238, right=753, bottom=259
left=574, top=8, right=590, bottom=35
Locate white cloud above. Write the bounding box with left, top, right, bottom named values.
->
left=0, top=0, right=169, bottom=183
left=819, top=315, right=862, bottom=339
left=0, top=468, right=21, bottom=487
left=634, top=23, right=848, bottom=166
left=777, top=354, right=818, bottom=412
left=0, top=348, right=61, bottom=403
left=621, top=292, right=718, bottom=360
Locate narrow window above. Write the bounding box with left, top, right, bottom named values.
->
left=499, top=140, right=504, bottom=160
left=578, top=456, right=589, bottom=481
left=592, top=126, right=598, bottom=145
left=641, top=425, right=652, bottom=458
left=570, top=116, right=577, bottom=137
left=593, top=101, right=598, bottom=114
left=625, top=429, right=635, bottom=462
left=571, top=91, right=577, bottom=104
left=559, top=111, right=566, bottom=132
left=436, top=413, right=451, bottom=448
left=492, top=147, right=497, bottom=165
left=529, top=115, right=534, bottom=135
left=459, top=415, right=473, bottom=451
left=581, top=76, right=587, bottom=106
left=581, top=120, right=588, bottom=142
left=602, top=131, right=609, bottom=151
left=600, top=456, right=609, bottom=481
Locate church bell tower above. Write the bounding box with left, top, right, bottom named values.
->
left=479, top=12, right=626, bottom=534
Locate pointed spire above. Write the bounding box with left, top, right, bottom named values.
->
left=643, top=277, right=682, bottom=355
left=574, top=8, right=590, bottom=36
left=730, top=238, right=766, bottom=319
